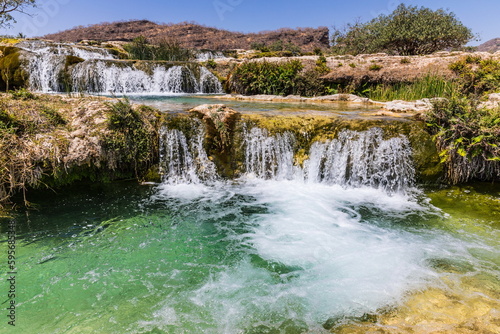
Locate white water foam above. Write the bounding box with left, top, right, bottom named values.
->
left=19, top=40, right=223, bottom=94
left=71, top=61, right=223, bottom=94
left=142, top=178, right=454, bottom=333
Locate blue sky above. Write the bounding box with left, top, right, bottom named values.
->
left=1, top=0, right=498, bottom=45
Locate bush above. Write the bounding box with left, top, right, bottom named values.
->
left=105, top=98, right=157, bottom=175
left=331, top=4, right=473, bottom=55
left=426, top=98, right=500, bottom=183
left=449, top=56, right=500, bottom=96
left=226, top=60, right=326, bottom=96
left=124, top=36, right=194, bottom=61
left=227, top=60, right=303, bottom=96
left=368, top=64, right=383, bottom=71
left=10, top=88, right=36, bottom=100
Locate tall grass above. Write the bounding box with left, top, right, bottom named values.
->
left=124, top=36, right=194, bottom=61
left=360, top=75, right=459, bottom=101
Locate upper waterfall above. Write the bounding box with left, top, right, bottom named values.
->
left=18, top=41, right=223, bottom=94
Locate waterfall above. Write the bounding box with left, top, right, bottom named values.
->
left=159, top=122, right=217, bottom=184
left=242, top=126, right=415, bottom=192
left=305, top=128, right=415, bottom=192
left=19, top=41, right=223, bottom=94
left=244, top=127, right=296, bottom=180
left=70, top=62, right=222, bottom=94
left=196, top=51, right=227, bottom=61
left=18, top=40, right=115, bottom=92
left=158, top=121, right=416, bottom=193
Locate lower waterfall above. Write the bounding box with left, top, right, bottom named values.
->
left=159, top=124, right=415, bottom=193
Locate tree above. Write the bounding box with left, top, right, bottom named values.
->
left=0, top=0, right=36, bottom=28
left=331, top=4, right=474, bottom=55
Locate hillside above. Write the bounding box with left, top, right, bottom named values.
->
left=477, top=38, right=500, bottom=52
left=42, top=20, right=330, bottom=52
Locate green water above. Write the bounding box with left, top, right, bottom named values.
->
left=1, top=180, right=499, bottom=333
left=129, top=95, right=385, bottom=119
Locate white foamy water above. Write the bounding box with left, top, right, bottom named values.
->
left=141, top=124, right=475, bottom=332
left=138, top=178, right=464, bottom=333
left=19, top=40, right=223, bottom=94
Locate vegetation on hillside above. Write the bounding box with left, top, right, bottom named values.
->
left=331, top=4, right=473, bottom=55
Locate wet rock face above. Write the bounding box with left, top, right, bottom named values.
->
left=189, top=104, right=241, bottom=177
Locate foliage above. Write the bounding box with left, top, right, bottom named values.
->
left=368, top=64, right=382, bottom=71
left=227, top=60, right=327, bottom=97
left=331, top=4, right=473, bottom=55
left=104, top=98, right=157, bottom=176
left=449, top=56, right=500, bottom=96
left=426, top=97, right=500, bottom=183
left=0, top=0, right=36, bottom=28
left=10, top=87, right=35, bottom=100
left=314, top=55, right=330, bottom=74
left=358, top=75, right=458, bottom=102
left=124, top=36, right=194, bottom=61
left=204, top=59, right=217, bottom=69
left=227, top=60, right=303, bottom=96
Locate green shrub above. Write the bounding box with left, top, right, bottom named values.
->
left=124, top=36, right=194, bottom=61
left=349, top=63, right=357, bottom=68
left=227, top=60, right=303, bottom=96
left=315, top=56, right=330, bottom=74
left=104, top=98, right=157, bottom=175
left=226, top=60, right=326, bottom=97
left=369, top=64, right=383, bottom=71
left=400, top=57, right=411, bottom=64
left=449, top=57, right=500, bottom=96
left=10, top=88, right=36, bottom=100
left=331, top=4, right=473, bottom=55
left=426, top=98, right=500, bottom=183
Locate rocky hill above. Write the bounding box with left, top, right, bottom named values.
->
left=477, top=38, right=500, bottom=53
left=42, top=20, right=330, bottom=52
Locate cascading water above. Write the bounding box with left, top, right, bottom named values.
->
left=18, top=40, right=115, bottom=92
left=196, top=51, right=227, bottom=61
left=244, top=127, right=296, bottom=180
left=241, top=126, right=415, bottom=192
left=5, top=111, right=498, bottom=333
left=305, top=128, right=415, bottom=192
left=159, top=122, right=217, bottom=184
left=71, top=62, right=222, bottom=94
left=19, top=41, right=223, bottom=94
left=159, top=123, right=415, bottom=194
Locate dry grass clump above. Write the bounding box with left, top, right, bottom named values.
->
left=0, top=93, right=159, bottom=210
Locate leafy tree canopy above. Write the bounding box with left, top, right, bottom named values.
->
left=331, top=4, right=474, bottom=55
left=0, top=0, right=36, bottom=28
